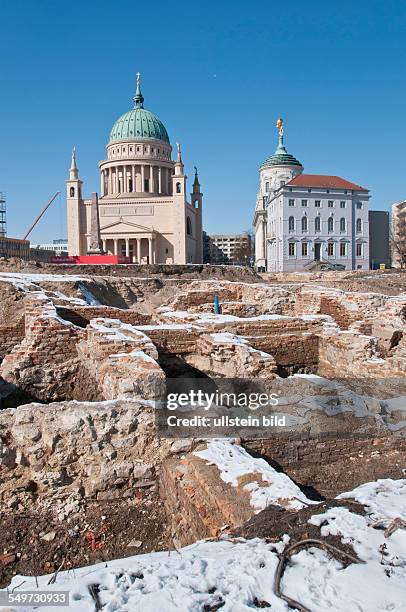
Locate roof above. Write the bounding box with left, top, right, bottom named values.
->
left=109, top=107, right=169, bottom=144
left=287, top=174, right=368, bottom=192
left=109, top=75, right=170, bottom=144
left=261, top=137, right=302, bottom=169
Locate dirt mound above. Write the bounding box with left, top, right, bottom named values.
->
left=0, top=490, right=170, bottom=588
left=233, top=498, right=365, bottom=558
left=0, top=282, right=26, bottom=326
left=0, top=258, right=262, bottom=282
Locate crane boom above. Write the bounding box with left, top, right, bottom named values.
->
left=23, top=191, right=61, bottom=241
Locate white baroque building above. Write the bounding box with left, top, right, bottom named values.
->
left=67, top=74, right=203, bottom=264
left=253, top=121, right=370, bottom=272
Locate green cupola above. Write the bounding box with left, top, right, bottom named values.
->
left=261, top=118, right=302, bottom=169
left=109, top=74, right=170, bottom=144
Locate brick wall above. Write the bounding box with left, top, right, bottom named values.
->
left=0, top=316, right=25, bottom=360
left=56, top=306, right=151, bottom=328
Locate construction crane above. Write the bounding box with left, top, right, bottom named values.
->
left=23, top=191, right=61, bottom=241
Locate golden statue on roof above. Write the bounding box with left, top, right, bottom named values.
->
left=276, top=118, right=284, bottom=137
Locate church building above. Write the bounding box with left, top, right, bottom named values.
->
left=253, top=120, right=370, bottom=272
left=67, top=74, right=203, bottom=264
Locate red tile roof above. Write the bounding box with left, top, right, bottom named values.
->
left=287, top=174, right=368, bottom=192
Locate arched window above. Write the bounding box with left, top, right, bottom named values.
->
left=186, top=216, right=192, bottom=236
left=340, top=217, right=346, bottom=232
left=176, top=182, right=182, bottom=194
left=288, top=216, right=295, bottom=232
left=356, top=218, right=362, bottom=233
left=194, top=199, right=199, bottom=209
left=315, top=216, right=321, bottom=232
left=301, top=216, right=308, bottom=232
left=69, top=187, right=75, bottom=197
left=328, top=217, right=334, bottom=232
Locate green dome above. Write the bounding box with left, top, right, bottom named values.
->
left=109, top=74, right=170, bottom=144
left=109, top=107, right=169, bottom=144
left=261, top=136, right=302, bottom=169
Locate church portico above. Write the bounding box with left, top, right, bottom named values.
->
left=102, top=234, right=156, bottom=263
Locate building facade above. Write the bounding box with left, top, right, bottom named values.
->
left=391, top=200, right=406, bottom=268
left=369, top=211, right=390, bottom=269
left=67, top=75, right=203, bottom=264
left=204, top=233, right=253, bottom=265
left=253, top=120, right=370, bottom=272
left=34, top=239, right=68, bottom=255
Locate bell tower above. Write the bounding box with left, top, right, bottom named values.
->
left=191, top=167, right=203, bottom=262
left=172, top=143, right=187, bottom=263
left=67, top=147, right=83, bottom=256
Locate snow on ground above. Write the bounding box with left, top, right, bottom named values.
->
left=337, top=478, right=406, bottom=522
left=5, top=476, right=406, bottom=611
left=161, top=310, right=331, bottom=325
left=0, top=272, right=101, bottom=306
left=77, top=282, right=101, bottom=306
left=194, top=440, right=317, bottom=511
left=0, top=272, right=86, bottom=286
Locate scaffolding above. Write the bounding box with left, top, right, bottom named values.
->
left=0, top=192, right=6, bottom=237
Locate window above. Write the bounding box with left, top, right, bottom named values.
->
left=176, top=182, right=182, bottom=193
left=356, top=243, right=362, bottom=257
left=144, top=179, right=149, bottom=192
left=194, top=198, right=199, bottom=209
left=288, top=199, right=295, bottom=207
left=315, top=200, right=321, bottom=208
left=340, top=243, right=347, bottom=257
left=357, top=202, right=363, bottom=210
left=265, top=182, right=270, bottom=192
left=327, top=242, right=334, bottom=257
left=328, top=200, right=334, bottom=208
left=340, top=218, right=346, bottom=232
left=186, top=216, right=192, bottom=236
left=302, top=199, right=308, bottom=207
left=356, top=218, right=362, bottom=233
left=315, top=216, right=321, bottom=232
left=69, top=187, right=75, bottom=197
left=328, top=217, right=334, bottom=232
left=280, top=180, right=285, bottom=187
left=302, top=242, right=308, bottom=257
left=301, top=216, right=308, bottom=232
left=288, top=216, right=295, bottom=232
left=288, top=242, right=295, bottom=257
left=340, top=201, right=346, bottom=208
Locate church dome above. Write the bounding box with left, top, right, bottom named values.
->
left=109, top=75, right=170, bottom=144
left=261, top=128, right=302, bottom=169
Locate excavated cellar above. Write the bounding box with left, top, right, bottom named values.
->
left=0, top=271, right=405, bottom=540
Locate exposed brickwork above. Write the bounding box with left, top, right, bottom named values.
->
left=56, top=306, right=151, bottom=328
left=0, top=316, right=25, bottom=360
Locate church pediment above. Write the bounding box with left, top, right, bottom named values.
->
left=100, top=219, right=152, bottom=233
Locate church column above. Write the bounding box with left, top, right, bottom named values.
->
left=141, top=165, right=145, bottom=192
left=148, top=238, right=153, bottom=264
left=137, top=238, right=141, bottom=263
left=122, top=165, right=126, bottom=192
left=102, top=239, right=106, bottom=253
left=113, top=239, right=118, bottom=255
left=100, top=170, right=104, bottom=196
left=108, top=169, right=112, bottom=194
left=132, top=165, right=136, bottom=193
left=125, top=238, right=130, bottom=257
left=150, top=166, right=155, bottom=193
left=158, top=167, right=162, bottom=194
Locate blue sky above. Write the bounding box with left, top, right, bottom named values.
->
left=1, top=0, right=406, bottom=243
